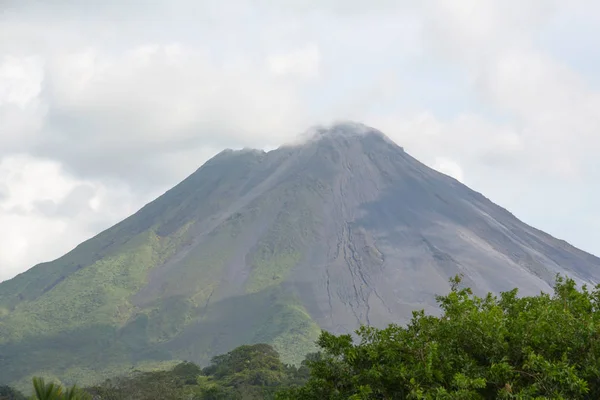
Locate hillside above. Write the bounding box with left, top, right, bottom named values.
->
left=1, top=122, right=599, bottom=388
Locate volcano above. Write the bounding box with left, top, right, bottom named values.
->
left=1, top=122, right=599, bottom=388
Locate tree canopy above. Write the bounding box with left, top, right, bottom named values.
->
left=0, top=385, right=26, bottom=400
left=82, top=344, right=305, bottom=399
left=277, top=275, right=600, bottom=399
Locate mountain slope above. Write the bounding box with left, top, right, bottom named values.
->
left=1, top=122, right=599, bottom=388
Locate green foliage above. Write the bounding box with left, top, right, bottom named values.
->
left=158, top=286, right=319, bottom=370
left=85, top=368, right=194, bottom=400
left=246, top=252, right=302, bottom=294
left=84, top=345, right=307, bottom=400
left=278, top=275, right=600, bottom=399
left=253, top=297, right=321, bottom=366
left=0, top=224, right=203, bottom=388
left=172, top=362, right=204, bottom=385
left=0, top=385, right=26, bottom=400
left=245, top=183, right=321, bottom=295
left=31, top=377, right=90, bottom=400
left=196, top=344, right=307, bottom=400
left=0, top=150, right=328, bottom=388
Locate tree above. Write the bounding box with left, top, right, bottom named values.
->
left=85, top=369, right=191, bottom=400
left=196, top=343, right=305, bottom=399
left=84, top=345, right=304, bottom=399
left=0, top=385, right=26, bottom=400
left=277, top=275, right=600, bottom=399
left=31, top=377, right=91, bottom=400
left=172, top=361, right=203, bottom=385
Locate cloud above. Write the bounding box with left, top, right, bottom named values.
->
left=433, top=158, right=465, bottom=183
left=412, top=0, right=600, bottom=180
left=35, top=43, right=313, bottom=186
left=0, top=55, right=46, bottom=154
left=0, top=155, right=142, bottom=281
left=267, top=43, right=321, bottom=79
left=0, top=55, right=43, bottom=108
left=1, top=0, right=600, bottom=281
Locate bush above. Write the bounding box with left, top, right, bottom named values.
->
left=277, top=275, right=600, bottom=399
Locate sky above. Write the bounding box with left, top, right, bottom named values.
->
left=1, top=0, right=600, bottom=282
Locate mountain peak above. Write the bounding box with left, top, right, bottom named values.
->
left=314, top=121, right=378, bottom=135
left=309, top=121, right=385, bottom=140
left=286, top=121, right=402, bottom=153
left=2, top=121, right=599, bottom=389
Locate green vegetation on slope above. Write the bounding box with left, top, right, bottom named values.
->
left=13, top=274, right=600, bottom=399
left=0, top=217, right=321, bottom=391
left=0, top=149, right=338, bottom=390
left=254, top=300, right=320, bottom=366
left=157, top=216, right=250, bottom=309
left=0, top=224, right=193, bottom=390
left=163, top=285, right=320, bottom=369
left=0, top=385, right=26, bottom=400
left=246, top=180, right=324, bottom=294
left=0, top=149, right=329, bottom=391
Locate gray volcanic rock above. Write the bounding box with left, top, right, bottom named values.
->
left=134, top=120, right=600, bottom=334
left=2, top=121, right=599, bottom=388
left=264, top=122, right=600, bottom=331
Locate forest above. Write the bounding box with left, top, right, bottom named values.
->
left=2, top=275, right=600, bottom=399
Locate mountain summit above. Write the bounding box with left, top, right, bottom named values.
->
left=1, top=122, right=599, bottom=387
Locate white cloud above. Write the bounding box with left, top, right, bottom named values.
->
left=0, top=55, right=46, bottom=154
left=43, top=44, right=306, bottom=144
left=412, top=1, right=600, bottom=181
left=0, top=155, right=142, bottom=281
left=0, top=42, right=313, bottom=188
left=433, top=158, right=465, bottom=183
left=0, top=55, right=43, bottom=108
left=267, top=44, right=321, bottom=79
